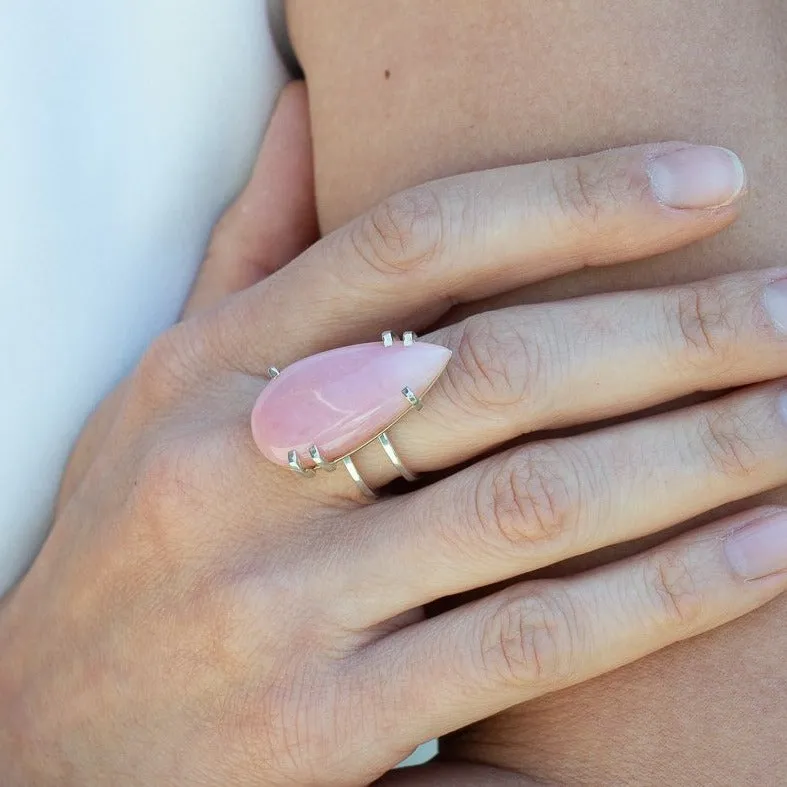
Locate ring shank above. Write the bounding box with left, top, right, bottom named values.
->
left=342, top=455, right=377, bottom=499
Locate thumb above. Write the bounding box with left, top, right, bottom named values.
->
left=183, top=80, right=318, bottom=317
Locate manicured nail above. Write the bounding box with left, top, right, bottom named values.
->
left=648, top=146, right=746, bottom=209
left=765, top=279, right=787, bottom=332
left=725, top=512, right=787, bottom=580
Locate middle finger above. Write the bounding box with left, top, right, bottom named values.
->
left=344, top=378, right=787, bottom=625
left=346, top=267, right=787, bottom=491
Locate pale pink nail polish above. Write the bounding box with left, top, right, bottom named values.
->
left=251, top=341, right=451, bottom=467
left=725, top=512, right=787, bottom=580
left=648, top=146, right=746, bottom=209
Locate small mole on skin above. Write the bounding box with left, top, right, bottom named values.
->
left=384, top=69, right=391, bottom=79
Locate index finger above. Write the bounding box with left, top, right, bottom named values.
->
left=207, top=142, right=745, bottom=375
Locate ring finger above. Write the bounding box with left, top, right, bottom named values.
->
left=340, top=378, right=787, bottom=624
left=307, top=266, right=787, bottom=496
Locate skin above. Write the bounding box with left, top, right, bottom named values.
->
left=287, top=0, right=787, bottom=783
left=7, top=85, right=787, bottom=785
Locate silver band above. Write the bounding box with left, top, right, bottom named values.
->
left=342, top=455, right=377, bottom=500
left=341, top=431, right=418, bottom=497
left=378, top=431, right=419, bottom=482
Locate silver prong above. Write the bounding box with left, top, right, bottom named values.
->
left=378, top=431, right=419, bottom=482
left=403, top=331, right=416, bottom=346
left=402, top=386, right=423, bottom=411
left=342, top=456, right=377, bottom=499
left=308, top=445, right=335, bottom=472
left=267, top=366, right=281, bottom=379
left=288, top=450, right=315, bottom=477
left=382, top=330, right=397, bottom=347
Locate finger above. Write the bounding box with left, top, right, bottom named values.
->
left=346, top=267, right=787, bottom=491
left=209, top=142, right=745, bottom=373
left=343, top=380, right=787, bottom=623
left=183, top=80, right=318, bottom=317
left=366, top=506, right=787, bottom=750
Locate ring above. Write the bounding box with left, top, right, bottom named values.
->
left=250, top=331, right=452, bottom=498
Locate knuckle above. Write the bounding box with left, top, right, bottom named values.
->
left=219, top=652, right=317, bottom=780
left=120, top=449, right=194, bottom=562
left=131, top=327, right=201, bottom=409
left=347, top=185, right=446, bottom=276
left=698, top=404, right=761, bottom=479
left=131, top=439, right=200, bottom=521
left=444, top=314, right=538, bottom=413
left=478, top=590, right=578, bottom=687
left=669, top=283, right=736, bottom=367
left=548, top=155, right=637, bottom=235
left=642, top=549, right=705, bottom=630
left=474, top=448, right=575, bottom=552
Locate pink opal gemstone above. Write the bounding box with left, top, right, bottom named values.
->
left=251, top=341, right=452, bottom=467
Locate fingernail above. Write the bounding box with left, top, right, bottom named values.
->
left=725, top=512, right=787, bottom=580
left=765, top=279, right=787, bottom=332
left=648, top=146, right=746, bottom=209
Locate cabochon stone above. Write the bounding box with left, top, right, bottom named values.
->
left=251, top=341, right=451, bottom=466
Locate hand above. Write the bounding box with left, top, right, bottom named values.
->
left=4, top=89, right=787, bottom=786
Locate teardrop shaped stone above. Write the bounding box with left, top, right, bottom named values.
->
left=251, top=341, right=452, bottom=467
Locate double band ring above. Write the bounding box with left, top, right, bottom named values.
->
left=250, top=332, right=452, bottom=498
